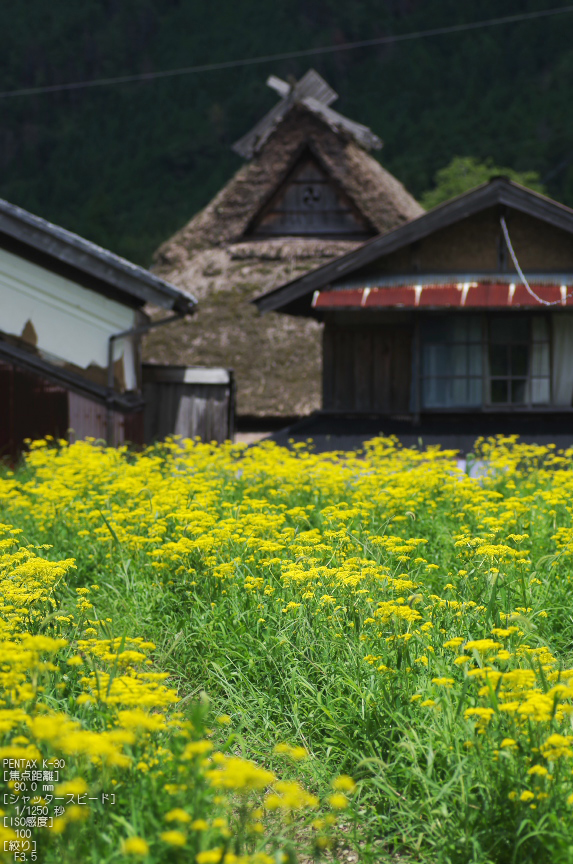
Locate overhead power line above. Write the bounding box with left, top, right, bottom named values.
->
left=1, top=5, right=573, bottom=99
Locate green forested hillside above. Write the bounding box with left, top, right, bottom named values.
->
left=1, top=0, right=572, bottom=264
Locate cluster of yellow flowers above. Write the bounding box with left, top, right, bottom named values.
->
left=0, top=462, right=349, bottom=860
left=2, top=433, right=573, bottom=858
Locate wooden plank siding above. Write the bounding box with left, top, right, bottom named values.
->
left=142, top=366, right=235, bottom=444
left=68, top=392, right=143, bottom=446
left=0, top=361, right=68, bottom=462
left=0, top=363, right=143, bottom=462
left=143, top=382, right=232, bottom=443
left=323, top=323, right=412, bottom=413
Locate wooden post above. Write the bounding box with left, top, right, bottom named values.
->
left=227, top=370, right=236, bottom=442
left=413, top=313, right=421, bottom=425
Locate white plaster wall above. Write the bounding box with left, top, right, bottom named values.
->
left=0, top=246, right=136, bottom=377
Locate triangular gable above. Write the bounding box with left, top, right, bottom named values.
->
left=247, top=151, right=375, bottom=239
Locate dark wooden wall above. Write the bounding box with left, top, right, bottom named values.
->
left=323, top=323, right=412, bottom=413
left=0, top=362, right=68, bottom=461
left=68, top=392, right=143, bottom=447
left=0, top=362, right=142, bottom=461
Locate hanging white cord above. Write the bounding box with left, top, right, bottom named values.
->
left=500, top=215, right=573, bottom=307
left=500, top=216, right=553, bottom=306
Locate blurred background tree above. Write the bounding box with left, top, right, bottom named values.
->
left=420, top=156, right=545, bottom=209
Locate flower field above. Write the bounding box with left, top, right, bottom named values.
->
left=2, top=435, right=573, bottom=863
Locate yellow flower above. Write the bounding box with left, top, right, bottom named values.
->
left=527, top=765, right=549, bottom=776
left=117, top=709, right=166, bottom=732
left=182, top=740, right=213, bottom=759
left=444, top=638, right=464, bottom=649
left=328, top=793, right=348, bottom=809
left=190, top=819, right=209, bottom=831
left=273, top=742, right=308, bottom=761
left=465, top=640, right=503, bottom=653
left=212, top=818, right=227, bottom=830
left=196, top=850, right=223, bottom=864
left=332, top=775, right=356, bottom=793
left=164, top=784, right=187, bottom=795
left=55, top=778, right=89, bottom=797
left=265, top=781, right=318, bottom=811
left=121, top=837, right=149, bottom=856
left=519, top=791, right=535, bottom=802
left=160, top=830, right=186, bottom=846
left=431, top=677, right=454, bottom=688
left=165, top=809, right=191, bottom=823
left=464, top=708, right=494, bottom=723
left=206, top=755, right=275, bottom=791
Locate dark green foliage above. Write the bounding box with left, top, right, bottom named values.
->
left=1, top=0, right=573, bottom=264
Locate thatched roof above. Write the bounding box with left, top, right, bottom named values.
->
left=155, top=103, right=422, bottom=259
left=145, top=72, right=423, bottom=417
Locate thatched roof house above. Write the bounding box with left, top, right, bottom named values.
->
left=145, top=70, right=422, bottom=416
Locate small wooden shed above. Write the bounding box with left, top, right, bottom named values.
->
left=143, top=365, right=235, bottom=444
left=254, top=179, right=573, bottom=449
left=0, top=197, right=196, bottom=459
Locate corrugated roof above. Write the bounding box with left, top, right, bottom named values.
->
left=311, top=282, right=573, bottom=310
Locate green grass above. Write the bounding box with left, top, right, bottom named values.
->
left=3, top=436, right=573, bottom=862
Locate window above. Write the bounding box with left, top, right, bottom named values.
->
left=488, top=316, right=550, bottom=406
left=420, top=314, right=551, bottom=410
left=421, top=315, right=483, bottom=408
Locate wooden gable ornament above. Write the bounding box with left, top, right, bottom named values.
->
left=247, top=148, right=373, bottom=238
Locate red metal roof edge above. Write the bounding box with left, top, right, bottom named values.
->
left=311, top=282, right=573, bottom=310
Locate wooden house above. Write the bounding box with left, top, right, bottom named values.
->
left=147, top=69, right=422, bottom=420
left=0, top=197, right=196, bottom=459
left=254, top=178, right=573, bottom=451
